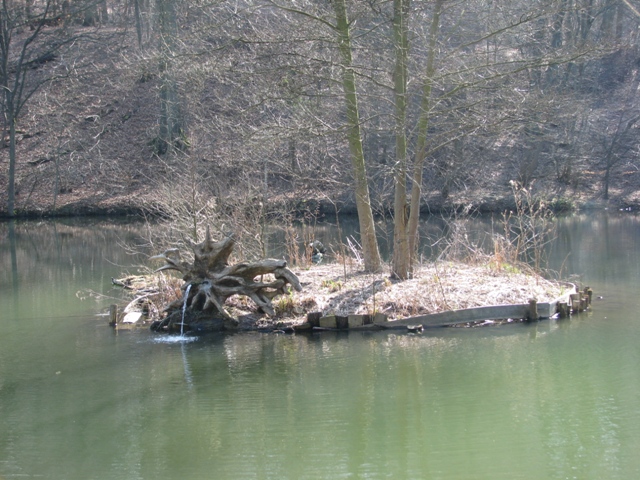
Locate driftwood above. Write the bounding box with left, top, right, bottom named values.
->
left=149, top=227, right=301, bottom=331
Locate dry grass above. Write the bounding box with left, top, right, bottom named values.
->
left=290, top=260, right=565, bottom=322
left=117, top=259, right=567, bottom=329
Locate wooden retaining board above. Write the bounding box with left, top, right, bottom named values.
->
left=376, top=289, right=576, bottom=329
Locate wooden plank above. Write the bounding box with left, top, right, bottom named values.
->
left=537, top=301, right=555, bottom=318
left=380, top=304, right=531, bottom=328
left=373, top=313, right=388, bottom=323
left=378, top=288, right=576, bottom=328
left=306, top=286, right=579, bottom=331
left=319, top=315, right=337, bottom=328
left=348, top=315, right=365, bottom=328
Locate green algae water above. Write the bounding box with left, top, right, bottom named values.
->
left=1, top=213, right=640, bottom=479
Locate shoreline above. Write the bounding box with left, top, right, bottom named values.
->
left=114, top=259, right=573, bottom=334
left=0, top=190, right=634, bottom=220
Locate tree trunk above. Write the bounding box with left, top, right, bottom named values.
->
left=391, top=0, right=411, bottom=279
left=332, top=0, right=381, bottom=272
left=8, top=113, right=17, bottom=217
left=134, top=0, right=144, bottom=46
left=82, top=2, right=99, bottom=26
left=100, top=0, right=108, bottom=23
left=156, top=0, right=185, bottom=155
left=407, top=0, right=443, bottom=267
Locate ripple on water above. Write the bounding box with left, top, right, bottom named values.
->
left=150, top=335, right=199, bottom=344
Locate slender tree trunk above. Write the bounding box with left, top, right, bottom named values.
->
left=134, top=0, right=143, bottom=47
left=332, top=0, right=381, bottom=272
left=1, top=0, right=60, bottom=216
left=156, top=0, right=184, bottom=155
left=407, top=0, right=443, bottom=266
left=83, top=2, right=99, bottom=26
left=7, top=111, right=17, bottom=216
left=289, top=138, right=299, bottom=174
left=391, top=0, right=411, bottom=279
left=100, top=0, right=108, bottom=23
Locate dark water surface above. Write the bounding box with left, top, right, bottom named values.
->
left=1, top=213, right=640, bottom=479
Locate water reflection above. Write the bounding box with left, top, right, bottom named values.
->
left=2, top=212, right=640, bottom=479
left=7, top=221, right=19, bottom=293
left=0, top=218, right=151, bottom=320
left=552, top=212, right=640, bottom=290
left=172, top=318, right=639, bottom=480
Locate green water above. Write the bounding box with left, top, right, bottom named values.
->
left=1, top=213, right=640, bottom=479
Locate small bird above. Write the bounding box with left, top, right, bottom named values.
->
left=309, top=240, right=326, bottom=264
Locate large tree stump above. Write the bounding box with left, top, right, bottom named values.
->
left=150, top=227, right=301, bottom=331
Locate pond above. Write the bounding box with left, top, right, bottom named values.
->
left=1, top=212, right=640, bottom=479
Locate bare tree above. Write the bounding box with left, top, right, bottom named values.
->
left=391, top=0, right=444, bottom=279
left=153, top=0, right=186, bottom=156
left=331, top=0, right=382, bottom=272
left=1, top=0, right=66, bottom=216
left=253, top=0, right=383, bottom=271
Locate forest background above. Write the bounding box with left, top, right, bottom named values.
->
left=2, top=0, right=640, bottom=277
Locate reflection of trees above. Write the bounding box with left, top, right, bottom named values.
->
left=4, top=212, right=637, bottom=292
left=551, top=212, right=640, bottom=284
left=2, top=302, right=631, bottom=477
left=0, top=219, right=150, bottom=291
left=8, top=220, right=18, bottom=292
left=207, top=326, right=617, bottom=477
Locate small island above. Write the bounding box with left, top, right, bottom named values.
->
left=110, top=229, right=585, bottom=334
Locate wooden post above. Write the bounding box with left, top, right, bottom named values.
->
left=307, top=311, right=322, bottom=328
left=109, top=304, right=118, bottom=326
left=570, top=293, right=580, bottom=313
left=581, top=296, right=588, bottom=312
left=527, top=299, right=538, bottom=322
left=336, top=315, right=349, bottom=329
left=585, top=287, right=593, bottom=306
left=557, top=302, right=569, bottom=318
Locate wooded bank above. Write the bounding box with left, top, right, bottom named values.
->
left=3, top=0, right=640, bottom=223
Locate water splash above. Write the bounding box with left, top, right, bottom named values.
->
left=152, top=335, right=197, bottom=344
left=180, top=283, right=193, bottom=337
